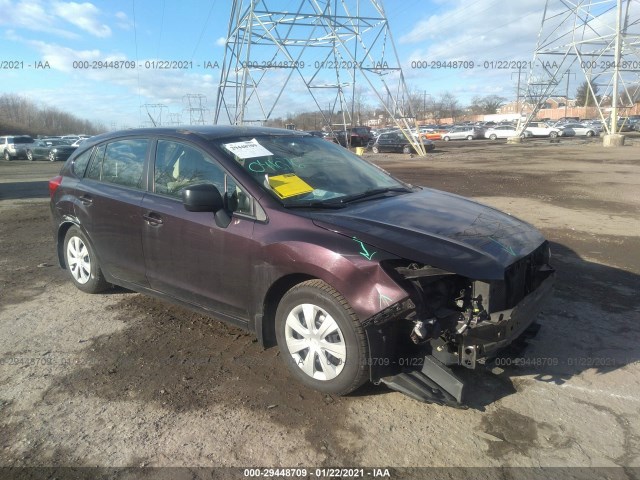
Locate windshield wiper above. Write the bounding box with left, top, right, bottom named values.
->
left=339, top=187, right=411, bottom=204
left=283, top=200, right=346, bottom=209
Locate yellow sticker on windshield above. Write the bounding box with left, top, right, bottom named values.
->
left=268, top=174, right=313, bottom=199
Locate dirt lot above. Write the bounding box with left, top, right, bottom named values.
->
left=1, top=137, right=639, bottom=475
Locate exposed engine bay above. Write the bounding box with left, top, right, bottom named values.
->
left=367, top=241, right=555, bottom=406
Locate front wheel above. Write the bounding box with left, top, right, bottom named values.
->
left=549, top=131, right=558, bottom=138
left=48, top=151, right=56, bottom=162
left=63, top=226, right=109, bottom=293
left=4, top=150, right=10, bottom=161
left=489, top=134, right=497, bottom=140
left=443, top=136, right=450, bottom=141
left=402, top=144, right=411, bottom=154
left=466, top=135, right=474, bottom=140
left=586, top=130, right=594, bottom=137
left=275, top=279, right=368, bottom=395
left=27, top=150, right=34, bottom=161
left=372, top=145, right=380, bottom=154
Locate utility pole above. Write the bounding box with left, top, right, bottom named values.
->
left=611, top=0, right=623, bottom=134
left=512, top=66, right=523, bottom=115
left=562, top=71, right=575, bottom=119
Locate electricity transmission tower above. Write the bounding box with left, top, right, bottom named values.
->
left=184, top=94, right=210, bottom=125
left=168, top=112, right=183, bottom=125
left=518, top=0, right=640, bottom=137
left=142, top=104, right=168, bottom=127
left=215, top=0, right=428, bottom=155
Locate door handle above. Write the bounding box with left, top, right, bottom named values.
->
left=143, top=213, right=164, bottom=226
left=79, top=194, right=93, bottom=206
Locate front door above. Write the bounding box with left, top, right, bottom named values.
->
left=141, top=139, right=256, bottom=320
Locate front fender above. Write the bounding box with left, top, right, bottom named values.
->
left=253, top=236, right=409, bottom=324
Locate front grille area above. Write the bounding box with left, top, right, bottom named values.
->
left=474, top=241, right=552, bottom=313
left=504, top=241, right=551, bottom=309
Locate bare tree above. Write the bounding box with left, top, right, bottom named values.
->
left=469, top=95, right=506, bottom=114
left=0, top=94, right=106, bottom=136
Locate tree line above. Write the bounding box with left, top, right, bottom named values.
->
left=0, top=94, right=106, bottom=137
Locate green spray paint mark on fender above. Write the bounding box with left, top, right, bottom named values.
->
left=353, top=237, right=376, bottom=260
left=488, top=236, right=516, bottom=256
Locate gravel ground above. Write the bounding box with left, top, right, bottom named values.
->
left=1, top=137, right=639, bottom=476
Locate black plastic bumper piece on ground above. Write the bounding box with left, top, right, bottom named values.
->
left=380, top=355, right=465, bottom=407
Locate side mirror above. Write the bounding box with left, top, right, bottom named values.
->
left=182, top=183, right=223, bottom=212
left=182, top=183, right=231, bottom=228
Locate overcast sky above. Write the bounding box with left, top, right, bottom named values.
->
left=0, top=0, right=599, bottom=128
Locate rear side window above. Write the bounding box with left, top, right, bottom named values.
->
left=14, top=136, right=34, bottom=144
left=85, top=139, right=148, bottom=189
left=72, top=148, right=93, bottom=177
left=86, top=144, right=106, bottom=180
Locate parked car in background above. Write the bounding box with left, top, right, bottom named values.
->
left=329, top=127, right=373, bottom=147
left=556, top=123, right=597, bottom=137
left=441, top=125, right=484, bottom=141
left=484, top=126, right=532, bottom=140
left=372, top=130, right=435, bottom=154
left=1, top=135, right=35, bottom=160
left=49, top=126, right=554, bottom=406
left=524, top=122, right=562, bottom=138
left=27, top=139, right=78, bottom=162
left=70, top=138, right=89, bottom=147
left=304, top=130, right=325, bottom=138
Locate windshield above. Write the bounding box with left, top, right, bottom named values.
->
left=214, top=135, right=408, bottom=206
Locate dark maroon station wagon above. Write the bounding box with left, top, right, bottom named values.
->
left=49, top=126, right=554, bottom=406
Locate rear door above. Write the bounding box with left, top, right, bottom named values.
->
left=74, top=137, right=150, bottom=286
left=141, top=138, right=256, bottom=320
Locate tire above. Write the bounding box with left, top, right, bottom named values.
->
left=275, top=279, right=368, bottom=395
left=520, top=133, right=526, bottom=139
left=489, top=134, right=497, bottom=140
left=466, top=135, right=474, bottom=140
left=27, top=150, right=34, bottom=161
left=63, top=226, right=109, bottom=294
left=586, top=130, right=594, bottom=137
left=549, top=131, right=558, bottom=138
left=372, top=145, right=380, bottom=154
left=4, top=150, right=10, bottom=161
left=402, top=145, right=411, bottom=154
left=443, top=136, right=450, bottom=141
left=48, top=151, right=56, bottom=162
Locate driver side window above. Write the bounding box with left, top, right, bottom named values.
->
left=154, top=140, right=253, bottom=216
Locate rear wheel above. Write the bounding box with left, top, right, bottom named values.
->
left=372, top=145, right=380, bottom=154
left=63, top=226, right=109, bottom=293
left=489, top=134, right=497, bottom=140
left=586, top=130, right=594, bottom=137
left=549, top=131, right=559, bottom=138
left=443, top=136, right=450, bottom=141
left=26, top=150, right=34, bottom=161
left=275, top=279, right=368, bottom=395
left=402, top=144, right=411, bottom=154
left=466, top=135, right=474, bottom=140
left=4, top=150, right=10, bottom=161
left=48, top=151, right=56, bottom=162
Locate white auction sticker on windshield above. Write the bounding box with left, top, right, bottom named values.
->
left=223, top=138, right=273, bottom=159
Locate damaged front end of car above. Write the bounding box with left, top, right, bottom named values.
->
left=363, top=241, right=555, bottom=407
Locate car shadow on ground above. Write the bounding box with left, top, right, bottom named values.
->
left=458, top=240, right=640, bottom=410
left=0, top=181, right=49, bottom=200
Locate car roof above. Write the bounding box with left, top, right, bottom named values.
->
left=82, top=125, right=308, bottom=148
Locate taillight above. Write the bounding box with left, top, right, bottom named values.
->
left=49, top=175, right=63, bottom=199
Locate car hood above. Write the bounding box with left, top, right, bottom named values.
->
left=308, top=188, right=546, bottom=280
